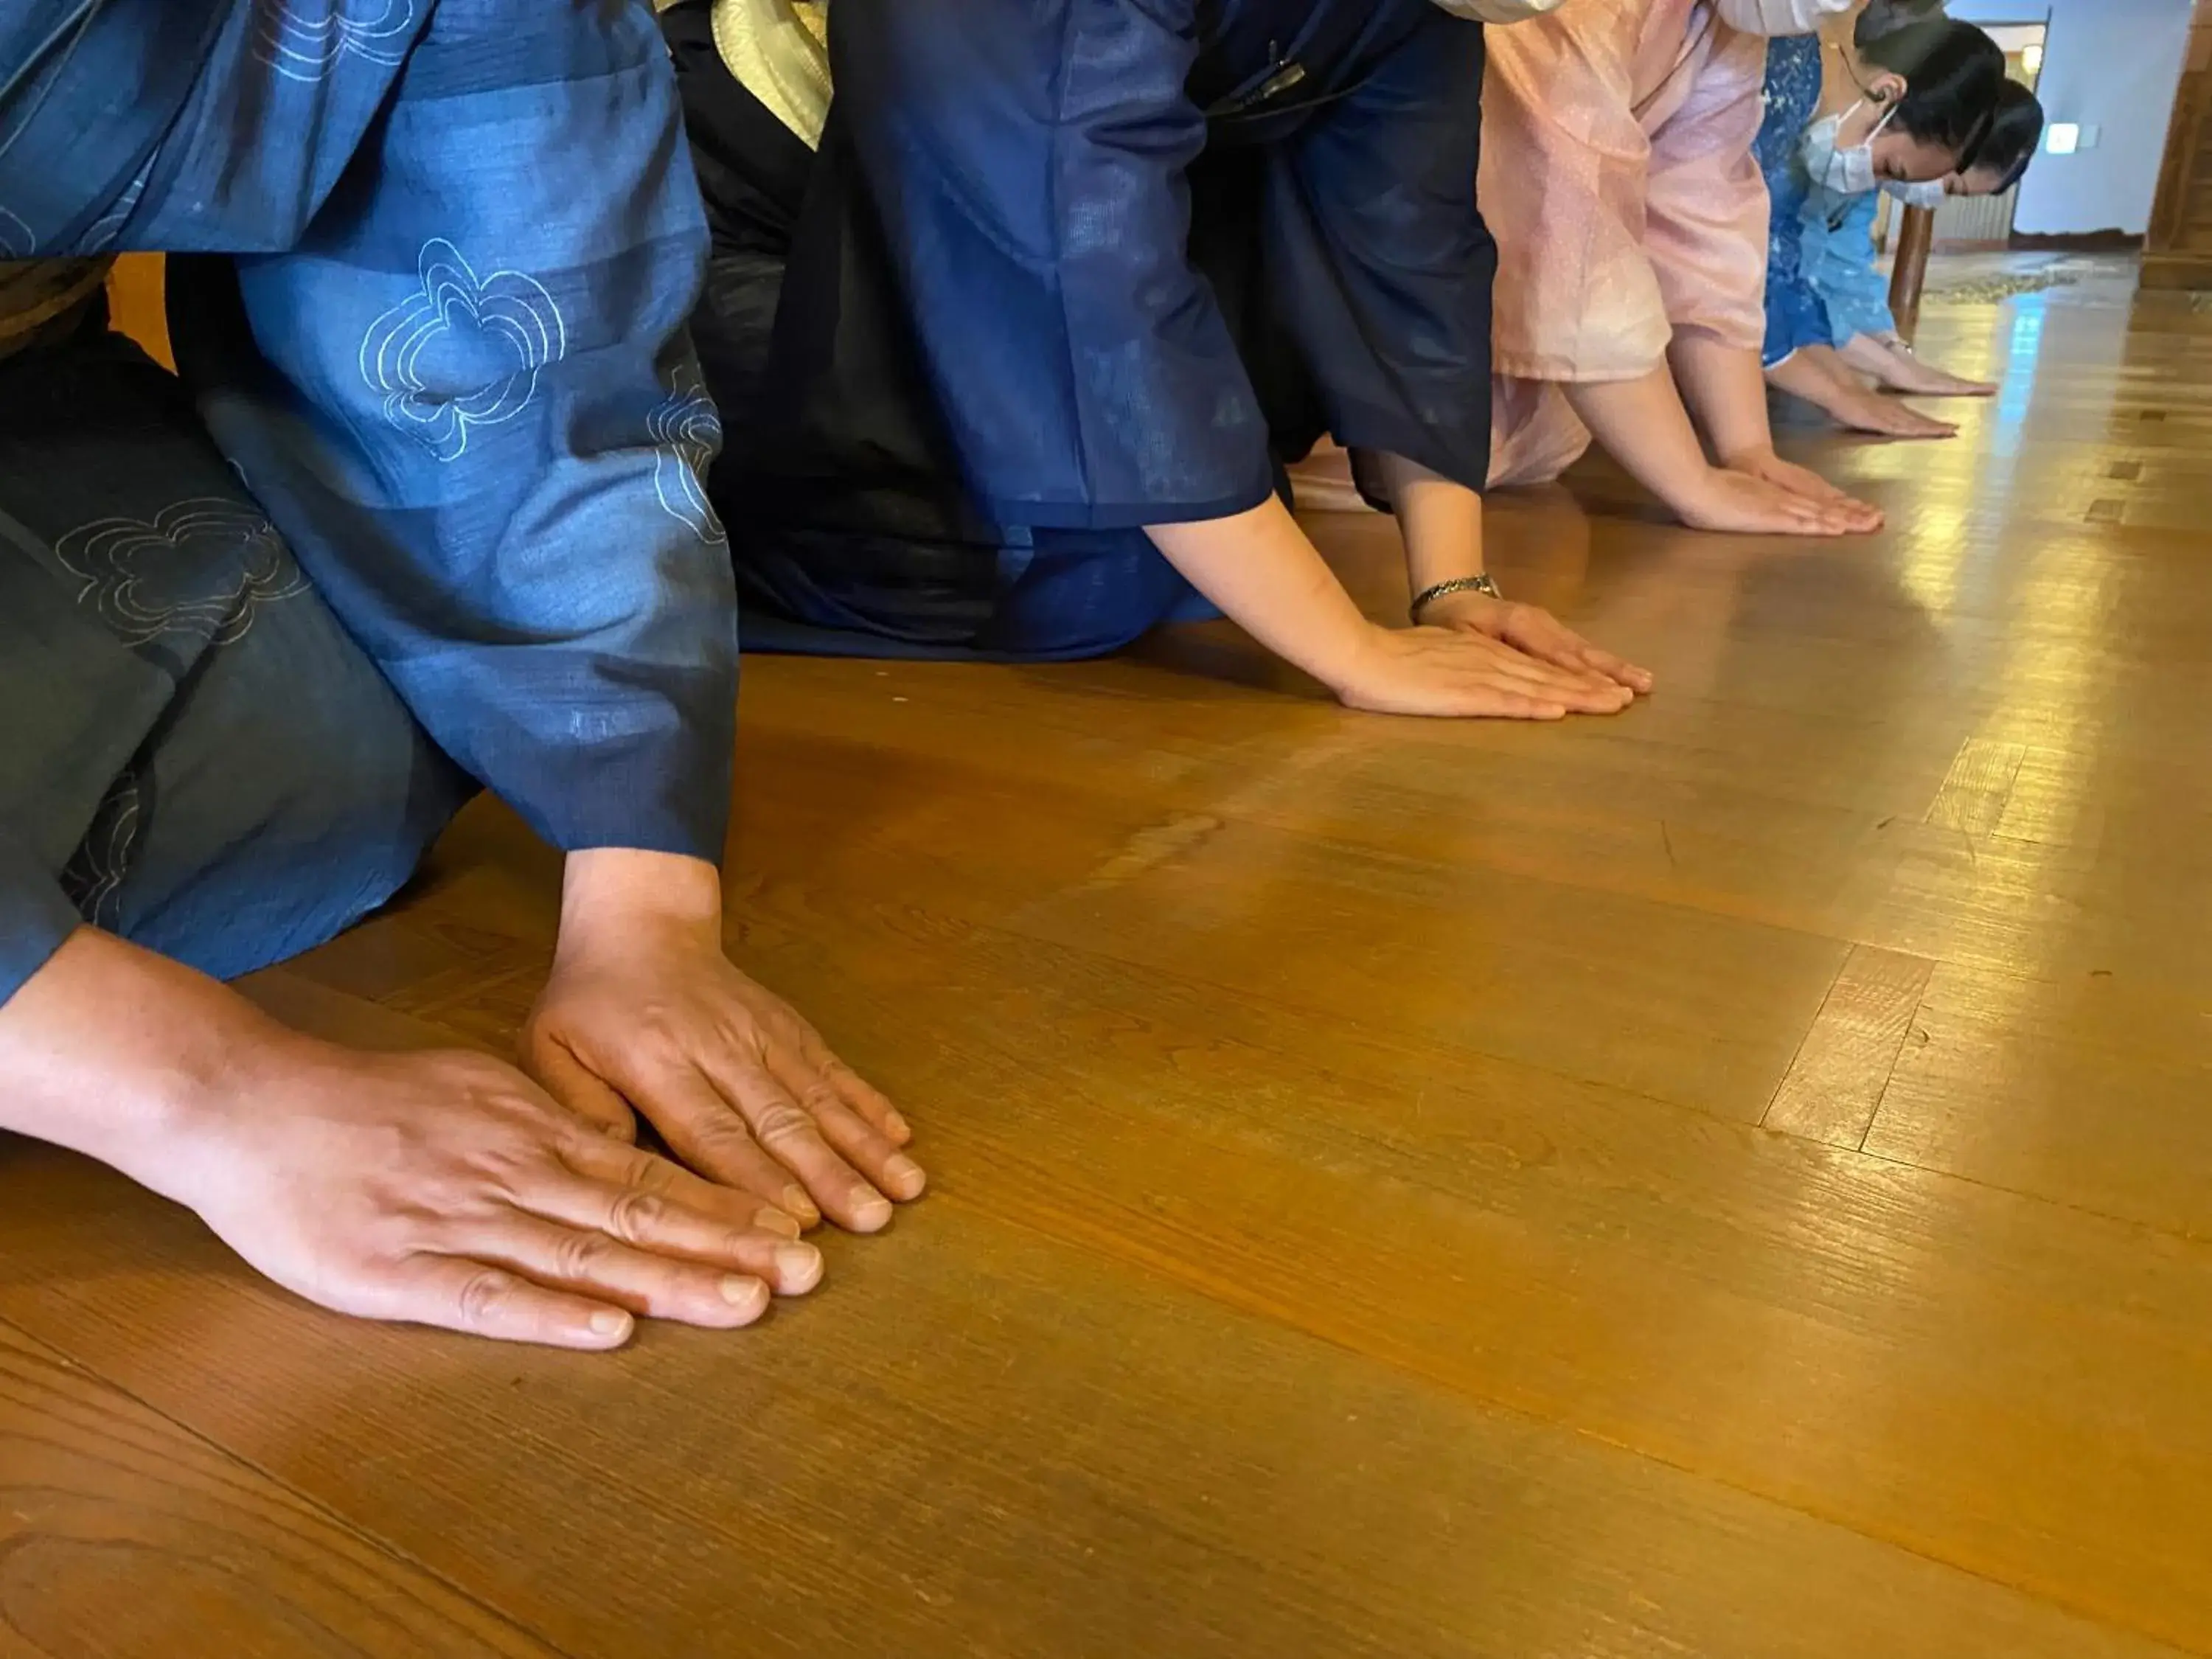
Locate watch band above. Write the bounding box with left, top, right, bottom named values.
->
left=1409, top=572, right=1500, bottom=623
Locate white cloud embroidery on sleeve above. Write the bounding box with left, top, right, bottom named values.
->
left=55, top=501, right=309, bottom=646
left=649, top=363, right=727, bottom=544
left=253, top=0, right=418, bottom=81
left=358, top=238, right=568, bottom=462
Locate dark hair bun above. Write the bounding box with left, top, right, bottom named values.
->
left=1864, top=18, right=2008, bottom=155
left=1856, top=0, right=1947, bottom=48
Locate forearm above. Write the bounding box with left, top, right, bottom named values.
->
left=1374, top=452, right=1486, bottom=597
left=1562, top=367, right=1719, bottom=518
left=1765, top=344, right=1867, bottom=422
left=0, top=928, right=277, bottom=1194
left=1145, top=498, right=1379, bottom=691
left=1666, top=330, right=1777, bottom=468
left=559, top=848, right=724, bottom=961
left=1838, top=333, right=1905, bottom=379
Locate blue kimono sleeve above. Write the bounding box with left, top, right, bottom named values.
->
left=1269, top=9, right=1493, bottom=494
left=1755, top=35, right=1832, bottom=372
left=0, top=837, right=85, bottom=1005
left=1761, top=190, right=1835, bottom=371
left=167, top=1, right=739, bottom=863
left=830, top=0, right=1276, bottom=532
left=1807, top=190, right=1898, bottom=347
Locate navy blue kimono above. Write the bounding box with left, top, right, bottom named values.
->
left=680, top=0, right=1495, bottom=659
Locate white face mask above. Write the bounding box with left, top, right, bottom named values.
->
left=1427, top=0, right=1567, bottom=20
left=1883, top=178, right=1949, bottom=209
left=1800, top=101, right=1896, bottom=197
left=1712, top=0, right=1854, bottom=35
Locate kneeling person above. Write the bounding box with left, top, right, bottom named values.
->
left=0, top=0, right=921, bottom=1350
left=672, top=0, right=1651, bottom=723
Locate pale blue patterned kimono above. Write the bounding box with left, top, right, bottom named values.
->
left=0, top=0, right=734, bottom=1002
left=1803, top=189, right=1900, bottom=348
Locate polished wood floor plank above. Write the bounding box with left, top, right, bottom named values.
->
left=5, top=257, right=2209, bottom=1655
left=709, top=888, right=2212, bottom=1647
left=1762, top=943, right=1935, bottom=1148
left=0, top=1148, right=2190, bottom=1659
left=89, top=869, right=2212, bottom=1650
left=0, top=1318, right=554, bottom=1658
left=1867, top=956, right=2212, bottom=1235
left=998, top=810, right=1853, bottom=1121
left=103, top=255, right=171, bottom=369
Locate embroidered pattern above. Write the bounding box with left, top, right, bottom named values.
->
left=649, top=362, right=726, bottom=543
left=60, top=767, right=147, bottom=931
left=252, top=0, right=419, bottom=82
left=359, top=238, right=568, bottom=462
left=55, top=500, right=308, bottom=647
left=81, top=167, right=151, bottom=252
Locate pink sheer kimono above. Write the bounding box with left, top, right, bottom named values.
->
left=1290, top=0, right=1772, bottom=509
left=1484, top=0, right=1772, bottom=486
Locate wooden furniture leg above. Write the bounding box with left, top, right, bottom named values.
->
left=1888, top=204, right=1937, bottom=344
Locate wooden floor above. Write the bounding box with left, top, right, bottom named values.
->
left=7, top=255, right=2212, bottom=1657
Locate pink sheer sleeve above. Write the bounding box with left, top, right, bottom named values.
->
left=1481, top=1, right=1672, bottom=385
left=1643, top=24, right=1771, bottom=352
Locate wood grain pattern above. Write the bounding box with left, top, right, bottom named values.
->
left=0, top=1143, right=2197, bottom=1659
left=1888, top=204, right=1936, bottom=338
left=0, top=1319, right=553, bottom=1658
left=2143, top=4, right=2212, bottom=290
left=2, top=256, right=2208, bottom=1655
left=102, top=257, right=170, bottom=369
left=1764, top=944, right=1935, bottom=1148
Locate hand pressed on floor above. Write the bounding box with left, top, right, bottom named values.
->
left=1418, top=591, right=1653, bottom=699
left=180, top=1044, right=824, bottom=1349
left=1735, top=448, right=1885, bottom=532
left=524, top=857, right=922, bottom=1234
left=1333, top=623, right=1638, bottom=720
left=1686, top=454, right=1885, bottom=538
left=1832, top=386, right=1959, bottom=441
left=0, top=929, right=824, bottom=1352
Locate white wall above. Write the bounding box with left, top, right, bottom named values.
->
left=1948, top=0, right=2193, bottom=237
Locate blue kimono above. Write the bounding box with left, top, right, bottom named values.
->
left=0, top=0, right=733, bottom=1001
left=1754, top=39, right=1897, bottom=357
left=1804, top=189, right=1899, bottom=347
left=1754, top=34, right=1834, bottom=372
left=683, top=0, right=1495, bottom=659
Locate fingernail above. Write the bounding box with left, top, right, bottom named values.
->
left=784, top=1186, right=821, bottom=1226
left=886, top=1111, right=912, bottom=1140
left=588, top=1309, right=633, bottom=1340
left=852, top=1192, right=894, bottom=1231
left=755, top=1207, right=802, bottom=1239
left=884, top=1154, right=925, bottom=1194
left=720, top=1274, right=769, bottom=1312
left=775, top=1243, right=824, bottom=1292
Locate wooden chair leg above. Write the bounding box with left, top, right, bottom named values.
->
left=1887, top=205, right=1936, bottom=344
